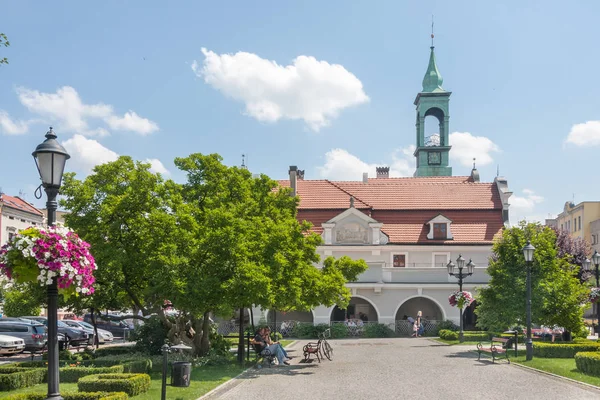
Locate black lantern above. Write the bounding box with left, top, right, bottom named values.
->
left=448, top=254, right=475, bottom=342
left=33, top=127, right=70, bottom=400
left=522, top=240, right=536, bottom=361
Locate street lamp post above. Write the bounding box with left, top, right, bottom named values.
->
left=583, top=251, right=600, bottom=336
left=32, top=127, right=70, bottom=400
left=447, top=255, right=475, bottom=343
left=522, top=240, right=536, bottom=361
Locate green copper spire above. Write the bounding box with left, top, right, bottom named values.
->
left=422, top=46, right=444, bottom=93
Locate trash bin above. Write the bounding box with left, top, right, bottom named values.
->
left=171, top=361, right=192, bottom=387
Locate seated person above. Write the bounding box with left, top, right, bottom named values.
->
left=264, top=327, right=291, bottom=359
left=251, top=327, right=289, bottom=366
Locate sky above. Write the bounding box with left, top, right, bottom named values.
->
left=1, top=1, right=599, bottom=224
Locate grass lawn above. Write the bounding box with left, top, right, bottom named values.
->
left=475, top=350, right=600, bottom=388
left=1, top=341, right=296, bottom=399
left=432, top=338, right=484, bottom=346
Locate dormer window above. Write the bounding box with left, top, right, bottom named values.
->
left=427, top=214, right=453, bottom=240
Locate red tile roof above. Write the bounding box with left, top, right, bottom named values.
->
left=0, top=194, right=43, bottom=216
left=282, top=177, right=504, bottom=245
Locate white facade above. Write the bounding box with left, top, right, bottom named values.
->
left=0, top=195, right=44, bottom=247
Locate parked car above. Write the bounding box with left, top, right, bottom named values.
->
left=0, top=321, right=47, bottom=352
left=63, top=320, right=114, bottom=344
left=83, top=314, right=132, bottom=339
left=0, top=334, right=25, bottom=355
left=21, top=316, right=91, bottom=347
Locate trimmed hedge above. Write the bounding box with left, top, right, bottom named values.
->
left=575, top=352, right=600, bottom=376
left=3, top=392, right=128, bottom=400
left=533, top=342, right=600, bottom=358
left=78, top=374, right=151, bottom=397
left=461, top=333, right=490, bottom=341
left=60, top=365, right=124, bottom=383
left=92, top=346, right=137, bottom=358
left=363, top=323, right=396, bottom=338
left=0, top=368, right=46, bottom=391
left=15, top=359, right=152, bottom=374
left=439, top=329, right=458, bottom=340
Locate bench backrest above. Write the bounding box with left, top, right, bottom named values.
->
left=491, top=337, right=510, bottom=343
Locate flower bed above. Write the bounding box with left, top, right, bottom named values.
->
left=575, top=351, right=600, bottom=376
left=0, top=226, right=96, bottom=297
left=3, top=392, right=128, bottom=400
left=78, top=374, right=151, bottom=397
left=533, top=342, right=600, bottom=358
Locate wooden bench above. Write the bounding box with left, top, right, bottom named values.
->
left=476, top=337, right=511, bottom=364
left=303, top=339, right=322, bottom=363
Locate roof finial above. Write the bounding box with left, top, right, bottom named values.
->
left=496, top=164, right=500, bottom=177
left=241, top=154, right=248, bottom=170
left=350, top=196, right=355, bottom=208
left=473, top=157, right=476, bottom=169
left=431, top=15, right=435, bottom=47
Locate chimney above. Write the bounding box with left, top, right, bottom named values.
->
left=376, top=166, right=389, bottom=179
left=289, top=166, right=298, bottom=196
left=362, top=172, right=368, bottom=184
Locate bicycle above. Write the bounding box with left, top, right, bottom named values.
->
left=319, top=328, right=333, bottom=361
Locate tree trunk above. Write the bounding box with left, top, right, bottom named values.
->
left=237, top=307, right=245, bottom=365
left=200, top=311, right=211, bottom=356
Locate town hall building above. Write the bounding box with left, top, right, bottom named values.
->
left=253, top=45, right=511, bottom=334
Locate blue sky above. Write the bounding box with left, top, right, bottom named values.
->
left=1, top=1, right=599, bottom=223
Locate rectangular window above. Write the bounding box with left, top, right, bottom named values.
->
left=8, top=232, right=15, bottom=241
left=433, top=223, right=447, bottom=239
left=578, top=216, right=581, bottom=232
left=393, top=254, right=406, bottom=268
left=560, top=224, right=563, bottom=230
left=434, top=254, right=448, bottom=267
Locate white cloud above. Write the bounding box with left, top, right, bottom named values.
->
left=16, top=86, right=158, bottom=136
left=509, top=188, right=544, bottom=212
left=0, top=110, right=32, bottom=135
left=145, top=158, right=170, bottom=175
left=449, top=132, right=500, bottom=167
left=317, top=146, right=415, bottom=180
left=565, top=120, right=600, bottom=146
left=63, top=134, right=118, bottom=173
left=193, top=48, right=369, bottom=131
left=106, top=111, right=158, bottom=135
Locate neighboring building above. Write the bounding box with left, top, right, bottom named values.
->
left=0, top=193, right=44, bottom=247
left=550, top=201, right=600, bottom=250
left=40, top=208, right=69, bottom=226
left=252, top=44, right=511, bottom=334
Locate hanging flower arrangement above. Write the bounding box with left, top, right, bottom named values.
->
left=589, top=288, right=600, bottom=303
left=448, top=291, right=474, bottom=309
left=0, top=225, right=96, bottom=298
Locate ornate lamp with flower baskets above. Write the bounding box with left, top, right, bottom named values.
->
left=1, top=127, right=95, bottom=400
left=583, top=252, right=600, bottom=337
left=447, top=255, right=475, bottom=342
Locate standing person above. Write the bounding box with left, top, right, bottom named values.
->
left=416, top=311, right=424, bottom=337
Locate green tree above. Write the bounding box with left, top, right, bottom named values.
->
left=3, top=285, right=42, bottom=317
left=1, top=33, right=9, bottom=65
left=476, top=222, right=587, bottom=334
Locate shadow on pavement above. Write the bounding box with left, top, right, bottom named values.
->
left=240, top=363, right=318, bottom=378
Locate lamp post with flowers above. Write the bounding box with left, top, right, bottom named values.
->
left=522, top=240, right=536, bottom=361
left=447, top=254, right=475, bottom=342
left=0, top=127, right=96, bottom=400
left=583, top=251, right=600, bottom=336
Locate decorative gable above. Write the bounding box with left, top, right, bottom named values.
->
left=321, top=207, right=388, bottom=245
left=426, top=214, right=453, bottom=240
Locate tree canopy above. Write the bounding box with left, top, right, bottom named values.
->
left=475, top=222, right=587, bottom=334
left=59, top=153, right=367, bottom=355
left=1, top=33, right=9, bottom=65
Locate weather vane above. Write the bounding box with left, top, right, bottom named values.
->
left=431, top=15, right=435, bottom=47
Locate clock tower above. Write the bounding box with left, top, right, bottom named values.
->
left=413, top=44, right=452, bottom=177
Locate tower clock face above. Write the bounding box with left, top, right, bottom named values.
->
left=428, top=151, right=441, bottom=165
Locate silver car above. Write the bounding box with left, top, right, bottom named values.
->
left=63, top=320, right=114, bottom=344
left=0, top=321, right=47, bottom=352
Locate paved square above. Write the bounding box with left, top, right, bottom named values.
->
left=204, top=338, right=600, bottom=400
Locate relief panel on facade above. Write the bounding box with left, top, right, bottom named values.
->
left=335, top=222, right=369, bottom=244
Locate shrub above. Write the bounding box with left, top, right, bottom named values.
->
left=78, top=373, right=151, bottom=397
left=3, top=392, right=128, bottom=400
left=363, top=323, right=396, bottom=338
left=328, top=323, right=348, bottom=339
left=0, top=368, right=46, bottom=391
left=439, top=330, right=459, bottom=341
left=575, top=352, right=600, bottom=376
left=291, top=322, right=325, bottom=339
left=533, top=342, right=600, bottom=358
left=461, top=333, right=490, bottom=341
left=270, top=332, right=283, bottom=342
left=93, top=346, right=138, bottom=358
left=60, top=365, right=124, bottom=383
left=130, top=316, right=170, bottom=355
left=432, top=320, right=459, bottom=335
